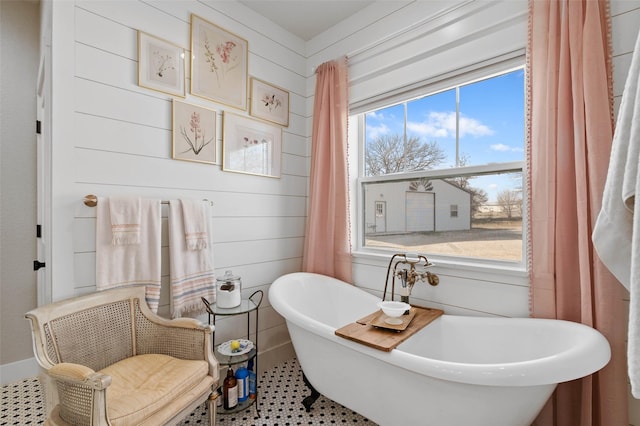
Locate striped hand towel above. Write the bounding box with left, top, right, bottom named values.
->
left=168, top=199, right=215, bottom=318
left=96, top=197, right=162, bottom=312
left=182, top=199, right=209, bottom=250
left=109, top=196, right=141, bottom=245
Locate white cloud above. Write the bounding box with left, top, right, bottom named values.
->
left=366, top=123, right=390, bottom=140
left=460, top=115, right=493, bottom=137
left=490, top=143, right=524, bottom=152
left=491, top=143, right=511, bottom=151
left=366, top=111, right=384, bottom=120
left=407, top=111, right=493, bottom=139
left=406, top=121, right=450, bottom=138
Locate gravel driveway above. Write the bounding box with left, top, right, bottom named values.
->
left=365, top=222, right=523, bottom=261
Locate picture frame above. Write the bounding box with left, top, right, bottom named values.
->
left=190, top=14, right=248, bottom=110
left=222, top=112, right=282, bottom=178
left=172, top=99, right=217, bottom=165
left=250, top=77, right=289, bottom=126
left=138, top=31, right=185, bottom=97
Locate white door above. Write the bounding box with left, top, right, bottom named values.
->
left=374, top=201, right=386, bottom=233
left=405, top=192, right=434, bottom=232
left=36, top=50, right=52, bottom=306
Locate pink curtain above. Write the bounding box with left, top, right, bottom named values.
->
left=302, top=57, right=352, bottom=283
left=528, top=0, right=628, bottom=424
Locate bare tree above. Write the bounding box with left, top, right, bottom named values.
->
left=365, top=134, right=445, bottom=176
left=496, top=189, right=522, bottom=219
left=470, top=187, right=489, bottom=215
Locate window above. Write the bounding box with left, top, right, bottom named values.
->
left=356, top=66, right=525, bottom=264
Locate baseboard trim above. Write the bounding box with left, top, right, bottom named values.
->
left=0, top=357, right=39, bottom=385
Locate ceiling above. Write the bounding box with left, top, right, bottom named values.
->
left=239, top=1, right=375, bottom=41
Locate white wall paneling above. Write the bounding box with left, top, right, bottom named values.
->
left=43, top=0, right=307, bottom=373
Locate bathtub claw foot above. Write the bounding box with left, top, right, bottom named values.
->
left=302, top=373, right=320, bottom=412
left=303, top=394, right=319, bottom=412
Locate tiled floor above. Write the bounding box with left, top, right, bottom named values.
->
left=0, top=377, right=44, bottom=425
left=1, top=358, right=374, bottom=426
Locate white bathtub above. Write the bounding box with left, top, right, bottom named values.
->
left=269, top=272, right=611, bottom=426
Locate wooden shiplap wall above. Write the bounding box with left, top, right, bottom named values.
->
left=49, top=0, right=310, bottom=371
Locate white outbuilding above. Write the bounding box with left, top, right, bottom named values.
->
left=364, top=178, right=472, bottom=234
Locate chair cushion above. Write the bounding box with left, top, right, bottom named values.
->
left=100, top=353, right=209, bottom=426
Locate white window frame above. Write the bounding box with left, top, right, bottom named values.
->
left=350, top=63, right=528, bottom=275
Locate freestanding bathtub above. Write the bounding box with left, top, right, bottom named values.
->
left=269, top=272, right=611, bottom=426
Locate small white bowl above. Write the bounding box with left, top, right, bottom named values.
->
left=377, top=301, right=410, bottom=318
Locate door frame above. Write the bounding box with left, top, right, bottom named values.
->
left=36, top=49, right=52, bottom=306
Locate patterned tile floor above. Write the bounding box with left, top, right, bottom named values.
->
left=1, top=358, right=374, bottom=426
left=0, top=377, right=45, bottom=425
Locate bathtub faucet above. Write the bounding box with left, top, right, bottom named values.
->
left=383, top=253, right=439, bottom=304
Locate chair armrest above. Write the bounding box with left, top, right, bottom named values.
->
left=46, top=363, right=111, bottom=425
left=152, top=316, right=215, bottom=333
left=134, top=300, right=215, bottom=333
left=49, top=363, right=111, bottom=390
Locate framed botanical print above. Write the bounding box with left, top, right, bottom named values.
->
left=222, top=112, right=281, bottom=178
left=138, top=31, right=185, bottom=97
left=172, top=99, right=217, bottom=164
left=190, top=14, right=248, bottom=110
left=250, top=77, right=289, bottom=126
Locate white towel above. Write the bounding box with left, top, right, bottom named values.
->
left=96, top=197, right=162, bottom=312
left=109, top=196, right=141, bottom=245
left=168, top=200, right=215, bottom=318
left=593, top=28, right=640, bottom=397
left=181, top=199, right=209, bottom=250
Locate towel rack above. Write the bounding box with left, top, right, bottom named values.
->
left=83, top=194, right=212, bottom=207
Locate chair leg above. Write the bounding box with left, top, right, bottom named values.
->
left=208, top=391, right=218, bottom=425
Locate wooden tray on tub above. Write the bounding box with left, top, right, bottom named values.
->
left=335, top=306, right=444, bottom=352
left=359, top=308, right=418, bottom=331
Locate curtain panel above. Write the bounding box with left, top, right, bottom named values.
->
left=528, top=0, right=628, bottom=424
left=302, top=58, right=352, bottom=283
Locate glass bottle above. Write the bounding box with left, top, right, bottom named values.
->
left=223, top=367, right=238, bottom=409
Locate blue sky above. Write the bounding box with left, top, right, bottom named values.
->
left=364, top=67, right=525, bottom=202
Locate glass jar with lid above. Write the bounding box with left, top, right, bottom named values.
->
left=216, top=270, right=242, bottom=308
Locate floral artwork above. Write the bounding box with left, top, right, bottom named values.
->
left=233, top=128, right=272, bottom=175
left=152, top=50, right=175, bottom=78
left=204, top=40, right=239, bottom=86
left=181, top=111, right=213, bottom=155
left=261, top=93, right=282, bottom=112
left=191, top=15, right=248, bottom=110
left=138, top=31, right=185, bottom=97
left=223, top=112, right=282, bottom=178
left=172, top=100, right=217, bottom=164
left=250, top=78, right=289, bottom=126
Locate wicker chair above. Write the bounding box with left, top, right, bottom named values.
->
left=25, top=285, right=219, bottom=426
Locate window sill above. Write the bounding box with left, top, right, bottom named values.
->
left=352, top=249, right=528, bottom=281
